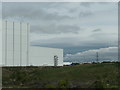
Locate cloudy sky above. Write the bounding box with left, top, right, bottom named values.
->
left=2, top=2, right=118, bottom=62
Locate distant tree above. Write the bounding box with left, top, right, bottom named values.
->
left=71, top=63, right=79, bottom=66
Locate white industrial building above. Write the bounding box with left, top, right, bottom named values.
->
left=1, top=21, right=63, bottom=66
left=0, top=21, right=2, bottom=66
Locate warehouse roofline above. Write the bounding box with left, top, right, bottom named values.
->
left=31, top=46, right=63, bottom=50
left=2, top=20, right=29, bottom=24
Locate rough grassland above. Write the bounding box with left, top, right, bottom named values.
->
left=2, top=63, right=119, bottom=88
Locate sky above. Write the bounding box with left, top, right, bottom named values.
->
left=2, top=2, right=118, bottom=62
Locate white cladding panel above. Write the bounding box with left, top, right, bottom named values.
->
left=2, top=21, right=5, bottom=65
left=29, top=46, right=63, bottom=66
left=7, top=22, right=13, bottom=66
left=2, top=21, right=29, bottom=66
left=21, top=23, right=28, bottom=66
left=0, top=21, right=2, bottom=65
left=14, top=22, right=20, bottom=66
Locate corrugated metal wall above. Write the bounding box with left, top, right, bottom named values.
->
left=2, top=21, right=29, bottom=66
left=0, top=21, right=2, bottom=66
left=14, top=22, right=20, bottom=66
left=2, top=21, right=63, bottom=66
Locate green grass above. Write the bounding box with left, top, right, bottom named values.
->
left=2, top=62, right=119, bottom=88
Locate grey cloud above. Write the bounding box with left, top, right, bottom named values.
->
left=69, top=8, right=77, bottom=13
left=2, top=2, right=117, bottom=51
left=31, top=36, right=82, bottom=48
left=80, top=2, right=93, bottom=8
left=92, top=29, right=102, bottom=32
left=64, top=47, right=118, bottom=63
left=30, top=29, right=117, bottom=48
left=31, top=24, right=80, bottom=34
left=3, top=2, right=72, bottom=21
left=80, top=2, right=109, bottom=8
left=43, top=13, right=72, bottom=21
left=0, top=3, right=1, bottom=19
left=97, top=2, right=111, bottom=5
left=79, top=11, right=93, bottom=17
left=91, top=32, right=117, bottom=39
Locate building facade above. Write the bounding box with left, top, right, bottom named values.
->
left=29, top=46, right=63, bottom=66
left=0, top=21, right=2, bottom=66
left=2, top=21, right=63, bottom=66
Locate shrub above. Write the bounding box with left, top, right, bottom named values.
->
left=58, top=80, right=69, bottom=88
left=94, top=80, right=104, bottom=88
left=44, top=84, right=56, bottom=88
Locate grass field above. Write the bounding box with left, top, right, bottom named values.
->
left=2, top=62, right=120, bottom=88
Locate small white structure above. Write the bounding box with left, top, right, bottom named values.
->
left=63, top=62, right=72, bottom=66
left=1, top=21, right=63, bottom=66
left=29, top=46, right=63, bottom=66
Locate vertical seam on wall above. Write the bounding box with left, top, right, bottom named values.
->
left=20, top=22, right=22, bottom=66
left=13, top=22, right=14, bottom=66
left=27, top=23, right=29, bottom=66
left=5, top=21, right=7, bottom=66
